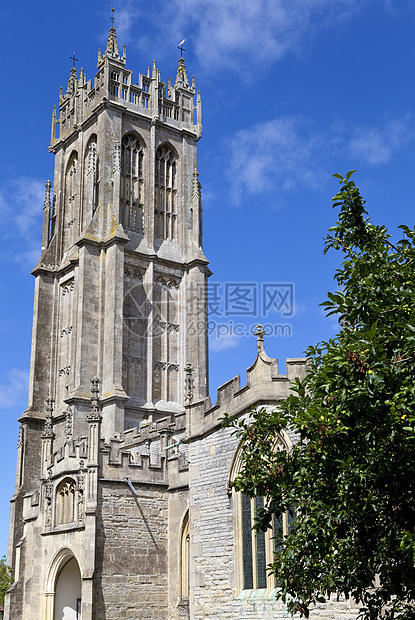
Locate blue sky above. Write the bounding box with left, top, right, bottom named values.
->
left=1, top=0, right=414, bottom=555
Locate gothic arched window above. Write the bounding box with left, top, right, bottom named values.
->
left=56, top=478, right=76, bottom=526
left=63, top=152, right=78, bottom=250
left=121, top=133, right=144, bottom=234
left=231, top=428, right=295, bottom=591
left=155, top=145, right=177, bottom=240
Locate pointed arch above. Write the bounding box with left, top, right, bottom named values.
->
left=228, top=426, right=292, bottom=486
left=43, top=548, right=82, bottom=620
left=229, top=421, right=294, bottom=592
left=155, top=143, right=178, bottom=240
left=121, top=131, right=145, bottom=233
left=55, top=477, right=77, bottom=526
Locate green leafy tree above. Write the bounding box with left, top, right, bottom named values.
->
left=224, top=173, right=415, bottom=620
left=0, top=555, right=12, bottom=606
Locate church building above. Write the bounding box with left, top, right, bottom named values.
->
left=5, top=26, right=360, bottom=620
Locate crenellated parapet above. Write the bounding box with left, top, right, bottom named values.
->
left=186, top=346, right=308, bottom=441
left=50, top=26, right=202, bottom=149
left=100, top=410, right=188, bottom=484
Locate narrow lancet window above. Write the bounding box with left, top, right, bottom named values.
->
left=56, top=478, right=76, bottom=526
left=155, top=145, right=177, bottom=241
left=121, top=134, right=144, bottom=234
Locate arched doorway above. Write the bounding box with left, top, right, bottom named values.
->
left=54, top=557, right=81, bottom=620
left=44, top=549, right=82, bottom=620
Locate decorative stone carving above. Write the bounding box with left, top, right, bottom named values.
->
left=65, top=405, right=73, bottom=441
left=41, top=397, right=55, bottom=439
left=113, top=141, right=121, bottom=174
left=43, top=180, right=52, bottom=211
left=191, top=168, right=201, bottom=208
left=87, top=140, right=97, bottom=176
left=124, top=265, right=144, bottom=279
left=87, top=376, right=102, bottom=421
left=184, top=363, right=195, bottom=404
left=154, top=361, right=167, bottom=370
left=155, top=275, right=179, bottom=289
left=44, top=471, right=53, bottom=527
left=77, top=461, right=86, bottom=522
left=17, top=424, right=24, bottom=449
left=168, top=278, right=179, bottom=289
left=61, top=280, right=74, bottom=296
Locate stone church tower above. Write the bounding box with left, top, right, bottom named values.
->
left=6, top=26, right=209, bottom=620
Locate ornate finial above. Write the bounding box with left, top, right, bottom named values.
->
left=111, top=4, right=115, bottom=25
left=184, top=363, right=195, bottom=404
left=178, top=39, right=186, bottom=58
left=88, top=377, right=102, bottom=421
left=254, top=324, right=267, bottom=354
left=70, top=50, right=78, bottom=69
left=43, top=180, right=52, bottom=211
left=175, top=56, right=190, bottom=89
left=105, top=22, right=121, bottom=59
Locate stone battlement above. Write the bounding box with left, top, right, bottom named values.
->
left=186, top=354, right=307, bottom=440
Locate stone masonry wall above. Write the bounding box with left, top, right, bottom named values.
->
left=188, top=422, right=361, bottom=620
left=94, top=480, right=169, bottom=620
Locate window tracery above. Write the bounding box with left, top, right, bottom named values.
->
left=121, top=134, right=144, bottom=234
left=155, top=145, right=177, bottom=240
left=240, top=494, right=295, bottom=590
left=232, top=430, right=295, bottom=591
left=56, top=478, right=76, bottom=526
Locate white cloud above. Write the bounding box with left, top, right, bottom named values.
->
left=115, top=0, right=363, bottom=73
left=209, top=333, right=240, bottom=352
left=382, top=0, right=415, bottom=13
left=226, top=113, right=415, bottom=204
left=0, top=369, right=29, bottom=409
left=0, top=177, right=44, bottom=268
left=349, top=117, right=415, bottom=165
left=227, top=115, right=325, bottom=205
